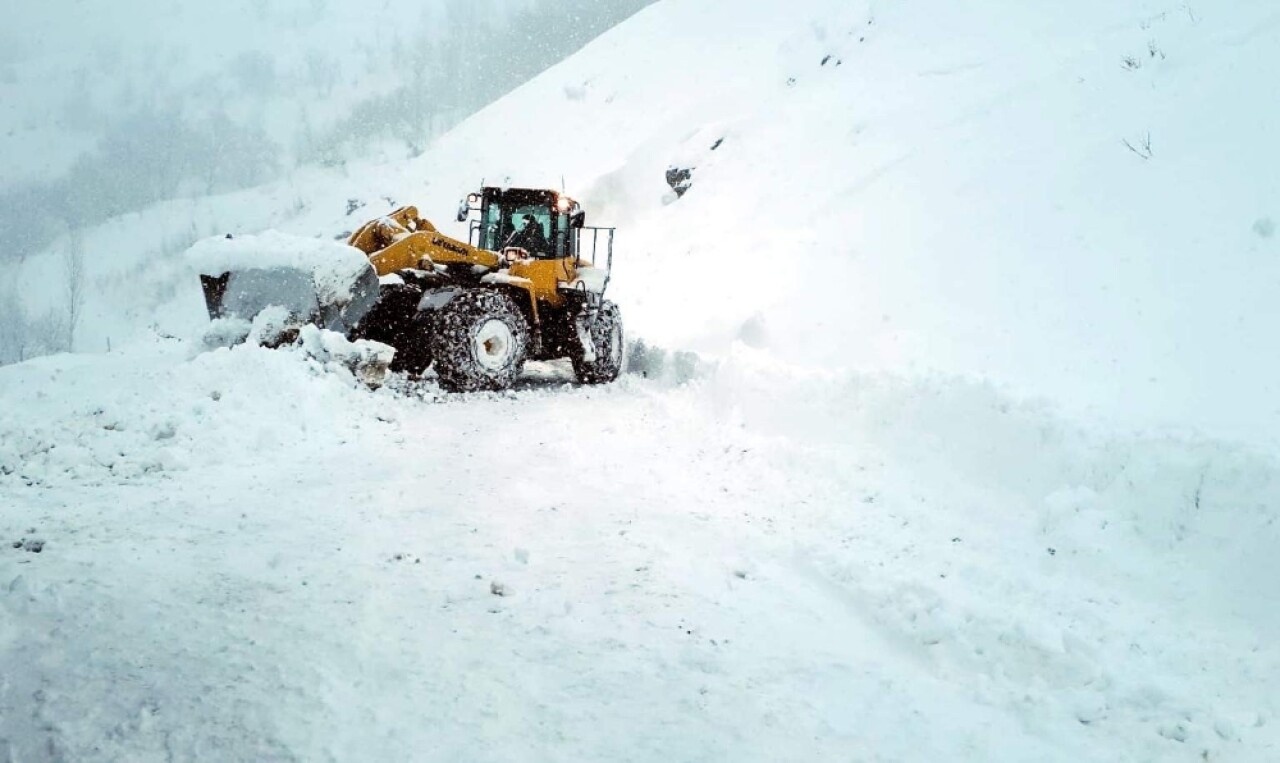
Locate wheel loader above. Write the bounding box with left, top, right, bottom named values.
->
left=198, top=187, right=623, bottom=392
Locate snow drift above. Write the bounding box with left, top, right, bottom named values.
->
left=2, top=343, right=1278, bottom=760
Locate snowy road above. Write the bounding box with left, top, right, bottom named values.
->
left=2, top=343, right=1277, bottom=761
left=4, top=0, right=1280, bottom=758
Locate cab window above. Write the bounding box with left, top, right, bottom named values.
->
left=481, top=202, right=551, bottom=251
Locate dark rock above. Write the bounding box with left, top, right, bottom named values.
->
left=666, top=166, right=694, bottom=198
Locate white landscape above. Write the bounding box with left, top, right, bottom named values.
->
left=2, top=1, right=1279, bottom=761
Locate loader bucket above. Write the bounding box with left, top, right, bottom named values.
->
left=200, top=263, right=380, bottom=335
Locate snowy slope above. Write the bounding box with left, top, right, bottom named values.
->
left=12, top=0, right=1280, bottom=442
left=391, top=0, right=1280, bottom=443
left=4, top=1, right=1280, bottom=760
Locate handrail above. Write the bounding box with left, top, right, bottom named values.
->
left=576, top=226, right=616, bottom=299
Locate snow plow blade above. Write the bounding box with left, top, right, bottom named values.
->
left=199, top=265, right=380, bottom=335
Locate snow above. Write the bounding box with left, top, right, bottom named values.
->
left=480, top=272, right=534, bottom=288
left=566, top=264, right=609, bottom=293
left=294, top=324, right=395, bottom=387
left=12, top=0, right=1280, bottom=443
left=200, top=317, right=253, bottom=351
left=244, top=305, right=294, bottom=347
left=3, top=0, right=1280, bottom=759
left=2, top=344, right=1278, bottom=760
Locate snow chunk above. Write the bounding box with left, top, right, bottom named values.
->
left=247, top=305, right=292, bottom=346
left=198, top=308, right=296, bottom=351
left=295, top=325, right=394, bottom=388
left=481, top=272, right=533, bottom=288
left=200, top=317, right=252, bottom=350
left=561, top=265, right=609, bottom=294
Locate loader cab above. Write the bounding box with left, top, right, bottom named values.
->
left=475, top=187, right=582, bottom=260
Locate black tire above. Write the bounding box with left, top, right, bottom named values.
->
left=571, top=300, right=624, bottom=385
left=430, top=289, right=529, bottom=392
left=351, top=283, right=433, bottom=375
left=390, top=317, right=433, bottom=376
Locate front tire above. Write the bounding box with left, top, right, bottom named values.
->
left=430, top=289, right=529, bottom=392
left=571, top=300, right=624, bottom=385
left=352, top=283, right=432, bottom=375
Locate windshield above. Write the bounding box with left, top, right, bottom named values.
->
left=481, top=201, right=552, bottom=252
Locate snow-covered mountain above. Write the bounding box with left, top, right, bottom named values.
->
left=11, top=0, right=1280, bottom=441
left=3, top=1, right=1279, bottom=760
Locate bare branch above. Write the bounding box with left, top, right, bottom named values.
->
left=64, top=231, right=85, bottom=350
left=1122, top=132, right=1153, bottom=160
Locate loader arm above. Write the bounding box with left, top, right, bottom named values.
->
left=348, top=206, right=501, bottom=276
left=365, top=231, right=501, bottom=275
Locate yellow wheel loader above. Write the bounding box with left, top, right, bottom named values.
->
left=199, top=187, right=622, bottom=392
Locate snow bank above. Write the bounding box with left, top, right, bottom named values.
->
left=672, top=348, right=1280, bottom=757
left=0, top=338, right=391, bottom=488
left=698, top=348, right=1280, bottom=586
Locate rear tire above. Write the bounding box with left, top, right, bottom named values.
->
left=572, top=300, right=624, bottom=385
left=430, top=289, right=529, bottom=392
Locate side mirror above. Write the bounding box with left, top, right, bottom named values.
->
left=456, top=198, right=469, bottom=223
left=570, top=210, right=586, bottom=228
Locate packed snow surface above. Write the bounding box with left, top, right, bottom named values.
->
left=2, top=343, right=1278, bottom=760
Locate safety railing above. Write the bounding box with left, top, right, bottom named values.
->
left=578, top=226, right=615, bottom=297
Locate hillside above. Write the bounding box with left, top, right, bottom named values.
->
left=10, top=0, right=1280, bottom=441
left=2, top=0, right=1279, bottom=760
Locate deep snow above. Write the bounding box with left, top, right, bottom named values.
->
left=2, top=342, right=1278, bottom=760
left=4, top=0, right=1280, bottom=759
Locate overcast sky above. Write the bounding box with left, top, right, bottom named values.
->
left=0, top=0, right=650, bottom=262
